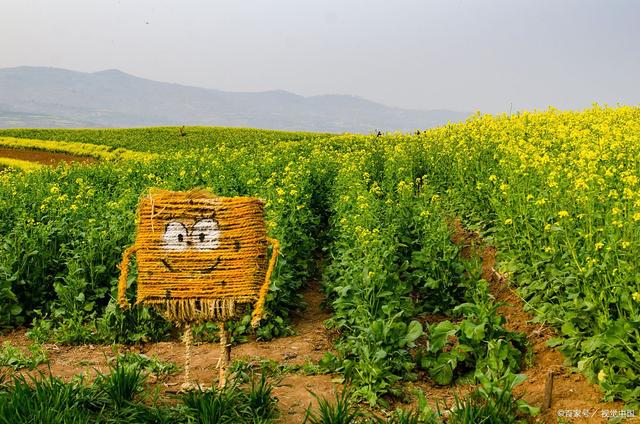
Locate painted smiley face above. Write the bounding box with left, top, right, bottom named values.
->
left=160, top=219, right=224, bottom=273
left=132, top=190, right=268, bottom=303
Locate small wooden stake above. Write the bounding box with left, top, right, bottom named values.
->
left=544, top=370, right=554, bottom=410
left=218, top=322, right=231, bottom=388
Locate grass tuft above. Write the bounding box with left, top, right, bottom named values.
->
left=303, top=389, right=362, bottom=424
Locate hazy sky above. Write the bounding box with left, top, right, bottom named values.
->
left=1, top=0, right=639, bottom=113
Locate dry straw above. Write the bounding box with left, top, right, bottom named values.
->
left=117, top=189, right=278, bottom=326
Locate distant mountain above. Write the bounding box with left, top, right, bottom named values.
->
left=0, top=66, right=469, bottom=133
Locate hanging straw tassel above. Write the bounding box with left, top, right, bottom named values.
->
left=251, top=237, right=280, bottom=328
left=153, top=298, right=238, bottom=323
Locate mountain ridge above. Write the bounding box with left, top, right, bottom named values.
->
left=0, top=66, right=469, bottom=133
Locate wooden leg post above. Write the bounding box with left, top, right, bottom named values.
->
left=218, top=322, right=231, bottom=388
left=182, top=323, right=193, bottom=390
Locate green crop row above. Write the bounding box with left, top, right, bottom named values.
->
left=1, top=105, right=639, bottom=408
left=0, top=127, right=333, bottom=153
left=414, top=106, right=640, bottom=407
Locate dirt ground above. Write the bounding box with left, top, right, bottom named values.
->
left=451, top=219, right=638, bottom=424
left=2, top=224, right=639, bottom=423
left=0, top=147, right=97, bottom=165
left=1, top=284, right=338, bottom=424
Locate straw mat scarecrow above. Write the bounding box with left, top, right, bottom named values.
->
left=117, top=189, right=279, bottom=387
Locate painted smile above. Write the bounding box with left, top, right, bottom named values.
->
left=160, top=256, right=221, bottom=274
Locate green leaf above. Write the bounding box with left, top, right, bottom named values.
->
left=373, top=349, right=387, bottom=361
left=428, top=320, right=457, bottom=352
left=517, top=399, right=540, bottom=416
left=401, top=321, right=423, bottom=346
left=425, top=278, right=438, bottom=289
left=429, top=354, right=455, bottom=385
left=561, top=321, right=577, bottom=337
left=460, top=320, right=485, bottom=343
left=547, top=337, right=564, bottom=347
left=608, top=348, right=633, bottom=367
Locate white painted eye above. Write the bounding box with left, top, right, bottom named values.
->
left=191, top=219, right=220, bottom=250
left=163, top=222, right=189, bottom=250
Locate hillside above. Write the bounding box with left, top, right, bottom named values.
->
left=0, top=67, right=468, bottom=133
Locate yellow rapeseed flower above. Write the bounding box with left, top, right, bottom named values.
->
left=598, top=369, right=606, bottom=382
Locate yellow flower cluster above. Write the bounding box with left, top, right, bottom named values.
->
left=0, top=157, right=42, bottom=171
left=0, top=137, right=157, bottom=162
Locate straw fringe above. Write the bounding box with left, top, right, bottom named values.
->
left=145, top=298, right=238, bottom=323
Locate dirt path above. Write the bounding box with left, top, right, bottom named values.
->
left=0, top=147, right=97, bottom=165
left=452, top=219, right=637, bottom=423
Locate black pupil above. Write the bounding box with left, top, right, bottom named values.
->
left=199, top=233, right=205, bottom=242
left=178, top=233, right=184, bottom=242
